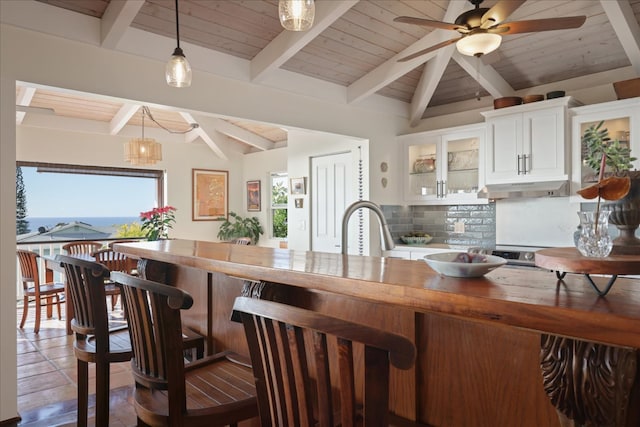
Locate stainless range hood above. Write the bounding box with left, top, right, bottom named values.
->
left=478, top=180, right=569, bottom=199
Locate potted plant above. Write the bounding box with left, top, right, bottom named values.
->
left=140, top=206, right=177, bottom=241
left=217, top=211, right=264, bottom=244
left=580, top=121, right=639, bottom=254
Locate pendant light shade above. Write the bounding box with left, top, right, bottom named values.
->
left=125, top=107, right=162, bottom=165
left=124, top=138, right=163, bottom=165
left=279, top=0, right=315, bottom=31
left=456, top=33, right=502, bottom=57
left=166, top=0, right=192, bottom=87
left=166, top=47, right=192, bottom=87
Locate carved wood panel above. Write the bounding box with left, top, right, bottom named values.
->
left=540, top=334, right=638, bottom=427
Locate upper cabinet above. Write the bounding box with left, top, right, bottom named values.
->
left=481, top=97, right=580, bottom=185
left=400, top=123, right=486, bottom=205
left=570, top=97, right=640, bottom=201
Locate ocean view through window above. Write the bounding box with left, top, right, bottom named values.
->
left=17, top=162, right=163, bottom=241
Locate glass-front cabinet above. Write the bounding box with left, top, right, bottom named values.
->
left=571, top=98, right=640, bottom=201
left=400, top=123, right=486, bottom=205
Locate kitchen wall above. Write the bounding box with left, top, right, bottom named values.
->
left=382, top=203, right=496, bottom=248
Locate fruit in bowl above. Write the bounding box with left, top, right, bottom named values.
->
left=423, top=252, right=506, bottom=278
left=400, top=232, right=432, bottom=245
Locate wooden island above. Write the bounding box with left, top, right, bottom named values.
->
left=114, top=239, right=640, bottom=427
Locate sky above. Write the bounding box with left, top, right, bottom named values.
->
left=20, top=166, right=157, bottom=217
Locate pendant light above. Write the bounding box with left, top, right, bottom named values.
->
left=166, top=0, right=192, bottom=87
left=125, top=107, right=162, bottom=165
left=279, top=0, right=315, bottom=31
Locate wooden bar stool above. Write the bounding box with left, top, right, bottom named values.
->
left=57, top=255, right=132, bottom=427
left=111, top=272, right=258, bottom=426
left=232, top=296, right=418, bottom=427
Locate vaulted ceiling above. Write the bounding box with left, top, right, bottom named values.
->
left=6, top=0, right=640, bottom=153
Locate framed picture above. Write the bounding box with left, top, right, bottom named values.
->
left=247, top=180, right=261, bottom=211
left=192, top=169, right=228, bottom=221
left=290, top=177, right=306, bottom=195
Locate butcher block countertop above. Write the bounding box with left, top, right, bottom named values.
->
left=114, top=239, right=640, bottom=349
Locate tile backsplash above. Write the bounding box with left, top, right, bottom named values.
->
left=382, top=203, right=496, bottom=248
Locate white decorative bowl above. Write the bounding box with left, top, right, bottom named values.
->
left=423, top=252, right=507, bottom=278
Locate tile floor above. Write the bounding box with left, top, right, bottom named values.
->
left=15, top=301, right=138, bottom=426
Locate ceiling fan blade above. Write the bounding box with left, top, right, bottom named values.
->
left=481, top=0, right=526, bottom=28
left=394, top=16, right=464, bottom=32
left=397, top=37, right=462, bottom=62
left=496, top=16, right=586, bottom=35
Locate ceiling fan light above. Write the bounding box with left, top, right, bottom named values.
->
left=166, top=47, right=192, bottom=88
left=456, top=33, right=502, bottom=57
left=279, top=0, right=315, bottom=31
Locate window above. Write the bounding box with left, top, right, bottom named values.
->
left=270, top=172, right=288, bottom=239
left=16, top=162, right=163, bottom=238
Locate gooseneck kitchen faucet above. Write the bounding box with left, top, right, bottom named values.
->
left=341, top=200, right=395, bottom=255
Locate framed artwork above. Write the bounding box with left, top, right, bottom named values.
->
left=247, top=180, right=261, bottom=211
left=290, top=177, right=306, bottom=195
left=192, top=169, right=228, bottom=221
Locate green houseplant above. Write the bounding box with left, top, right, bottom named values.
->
left=217, top=211, right=264, bottom=244
left=580, top=121, right=639, bottom=254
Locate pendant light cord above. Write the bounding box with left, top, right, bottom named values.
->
left=142, top=106, right=198, bottom=134
left=175, top=0, right=181, bottom=49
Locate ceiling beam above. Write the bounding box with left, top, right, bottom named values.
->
left=410, top=44, right=456, bottom=126
left=110, top=103, right=140, bottom=135
left=207, top=118, right=275, bottom=151
left=452, top=51, right=515, bottom=99
left=178, top=111, right=214, bottom=146
left=100, top=0, right=144, bottom=49
left=600, top=0, right=640, bottom=75
left=180, top=113, right=228, bottom=160
left=347, top=0, right=467, bottom=104
left=15, top=86, right=36, bottom=125
left=251, top=0, right=358, bottom=82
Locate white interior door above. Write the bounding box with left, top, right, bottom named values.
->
left=311, top=152, right=353, bottom=253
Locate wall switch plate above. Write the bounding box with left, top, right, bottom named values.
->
left=454, top=221, right=465, bottom=233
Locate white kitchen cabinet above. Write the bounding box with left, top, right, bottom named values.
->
left=570, top=97, right=640, bottom=202
left=399, top=123, right=486, bottom=205
left=482, top=97, right=580, bottom=185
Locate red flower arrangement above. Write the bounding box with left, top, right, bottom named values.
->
left=140, top=206, right=176, bottom=241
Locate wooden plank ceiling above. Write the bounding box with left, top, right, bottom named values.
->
left=15, top=0, right=640, bottom=152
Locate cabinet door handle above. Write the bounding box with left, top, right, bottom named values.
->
left=517, top=155, right=522, bottom=175
left=523, top=154, right=529, bottom=174
left=436, top=180, right=441, bottom=198
left=441, top=180, right=447, bottom=198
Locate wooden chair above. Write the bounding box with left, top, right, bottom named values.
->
left=232, top=296, right=417, bottom=427
left=91, top=248, right=136, bottom=310
left=111, top=272, right=258, bottom=427
left=62, top=240, right=103, bottom=255
left=16, top=250, right=65, bottom=334
left=57, top=255, right=132, bottom=427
